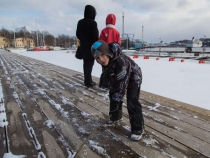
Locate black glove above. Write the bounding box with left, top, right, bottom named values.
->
left=109, top=100, right=123, bottom=121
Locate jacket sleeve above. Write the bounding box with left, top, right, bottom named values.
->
left=91, top=21, right=99, bottom=43
left=110, top=57, right=131, bottom=102
left=76, top=21, right=80, bottom=40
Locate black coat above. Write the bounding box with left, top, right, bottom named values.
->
left=76, top=5, right=99, bottom=60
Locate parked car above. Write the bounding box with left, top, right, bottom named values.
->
left=27, top=48, right=34, bottom=51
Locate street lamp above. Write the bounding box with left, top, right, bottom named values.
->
left=159, top=38, right=162, bottom=56
left=203, top=35, right=206, bottom=57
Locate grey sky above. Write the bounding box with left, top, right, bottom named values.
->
left=0, top=0, right=210, bottom=43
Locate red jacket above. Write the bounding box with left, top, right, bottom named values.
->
left=99, top=14, right=121, bottom=44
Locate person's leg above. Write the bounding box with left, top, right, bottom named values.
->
left=83, top=59, right=88, bottom=84
left=127, top=85, right=144, bottom=140
left=106, top=91, right=123, bottom=124
left=83, top=59, right=95, bottom=86
left=88, top=59, right=94, bottom=83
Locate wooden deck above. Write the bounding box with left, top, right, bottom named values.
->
left=0, top=50, right=210, bottom=158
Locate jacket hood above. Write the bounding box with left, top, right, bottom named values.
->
left=84, top=5, right=96, bottom=20
left=106, top=14, right=116, bottom=25
left=108, top=42, right=121, bottom=61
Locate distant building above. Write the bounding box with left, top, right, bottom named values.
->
left=121, top=39, right=147, bottom=50
left=12, top=37, right=35, bottom=48
left=200, top=38, right=210, bottom=47
left=134, top=42, right=143, bottom=49
left=185, top=39, right=202, bottom=48
left=121, top=38, right=130, bottom=49
left=0, top=36, right=10, bottom=48
left=168, top=39, right=190, bottom=47
left=152, top=43, right=167, bottom=47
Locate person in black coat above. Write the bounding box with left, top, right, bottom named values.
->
left=76, top=5, right=99, bottom=87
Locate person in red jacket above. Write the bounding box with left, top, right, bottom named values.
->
left=99, top=14, right=121, bottom=45
left=98, top=14, right=121, bottom=86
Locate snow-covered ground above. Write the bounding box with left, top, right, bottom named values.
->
left=11, top=50, right=210, bottom=110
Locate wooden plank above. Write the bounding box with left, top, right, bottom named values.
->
left=141, top=91, right=210, bottom=116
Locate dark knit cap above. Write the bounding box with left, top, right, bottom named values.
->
left=91, top=40, right=113, bottom=59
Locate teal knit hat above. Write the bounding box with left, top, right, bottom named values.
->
left=91, top=40, right=113, bottom=59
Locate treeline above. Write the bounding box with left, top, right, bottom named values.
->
left=0, top=26, right=77, bottom=47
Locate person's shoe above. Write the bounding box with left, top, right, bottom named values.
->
left=85, top=82, right=96, bottom=87
left=106, top=117, right=123, bottom=124
left=131, top=129, right=144, bottom=141
left=91, top=81, right=96, bottom=86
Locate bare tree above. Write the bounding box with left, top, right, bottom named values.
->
left=1, top=27, right=14, bottom=46
left=45, top=34, right=55, bottom=46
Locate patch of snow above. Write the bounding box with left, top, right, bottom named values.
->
left=57, top=135, right=69, bottom=147
left=174, top=126, right=184, bottom=132
left=22, top=113, right=41, bottom=150
left=65, top=83, right=75, bottom=88
left=60, top=109, right=69, bottom=118
left=62, top=98, right=75, bottom=106
left=44, top=120, right=55, bottom=129
left=171, top=116, right=180, bottom=120
left=162, top=105, right=175, bottom=111
left=67, top=149, right=76, bottom=158
left=78, top=98, right=84, bottom=103
left=78, top=127, right=90, bottom=134
left=193, top=116, right=198, bottom=119
left=72, top=118, right=77, bottom=123
left=147, top=103, right=161, bottom=111
left=29, top=127, right=41, bottom=150
left=35, top=88, right=46, bottom=95
left=3, top=152, right=26, bottom=158
left=37, top=152, right=46, bottom=158
left=161, top=151, right=176, bottom=158
left=39, top=79, right=49, bottom=87
left=169, top=107, right=175, bottom=111
left=74, top=83, right=83, bottom=86
left=154, top=117, right=164, bottom=123
left=9, top=83, right=15, bottom=89
left=0, top=113, right=8, bottom=127
left=7, top=77, right=11, bottom=81
left=49, top=99, right=61, bottom=110
left=81, top=111, right=91, bottom=118
left=143, top=112, right=148, bottom=116
left=142, top=136, right=159, bottom=149
left=81, top=91, right=89, bottom=96
left=143, top=112, right=164, bottom=123
left=88, top=140, right=110, bottom=158
left=122, top=125, right=131, bottom=132
left=106, top=129, right=120, bottom=141
left=12, top=70, right=29, bottom=75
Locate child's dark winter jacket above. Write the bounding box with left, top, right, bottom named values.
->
left=100, top=42, right=142, bottom=102
left=99, top=14, right=121, bottom=44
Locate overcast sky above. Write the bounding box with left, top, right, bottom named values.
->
left=0, top=0, right=210, bottom=43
